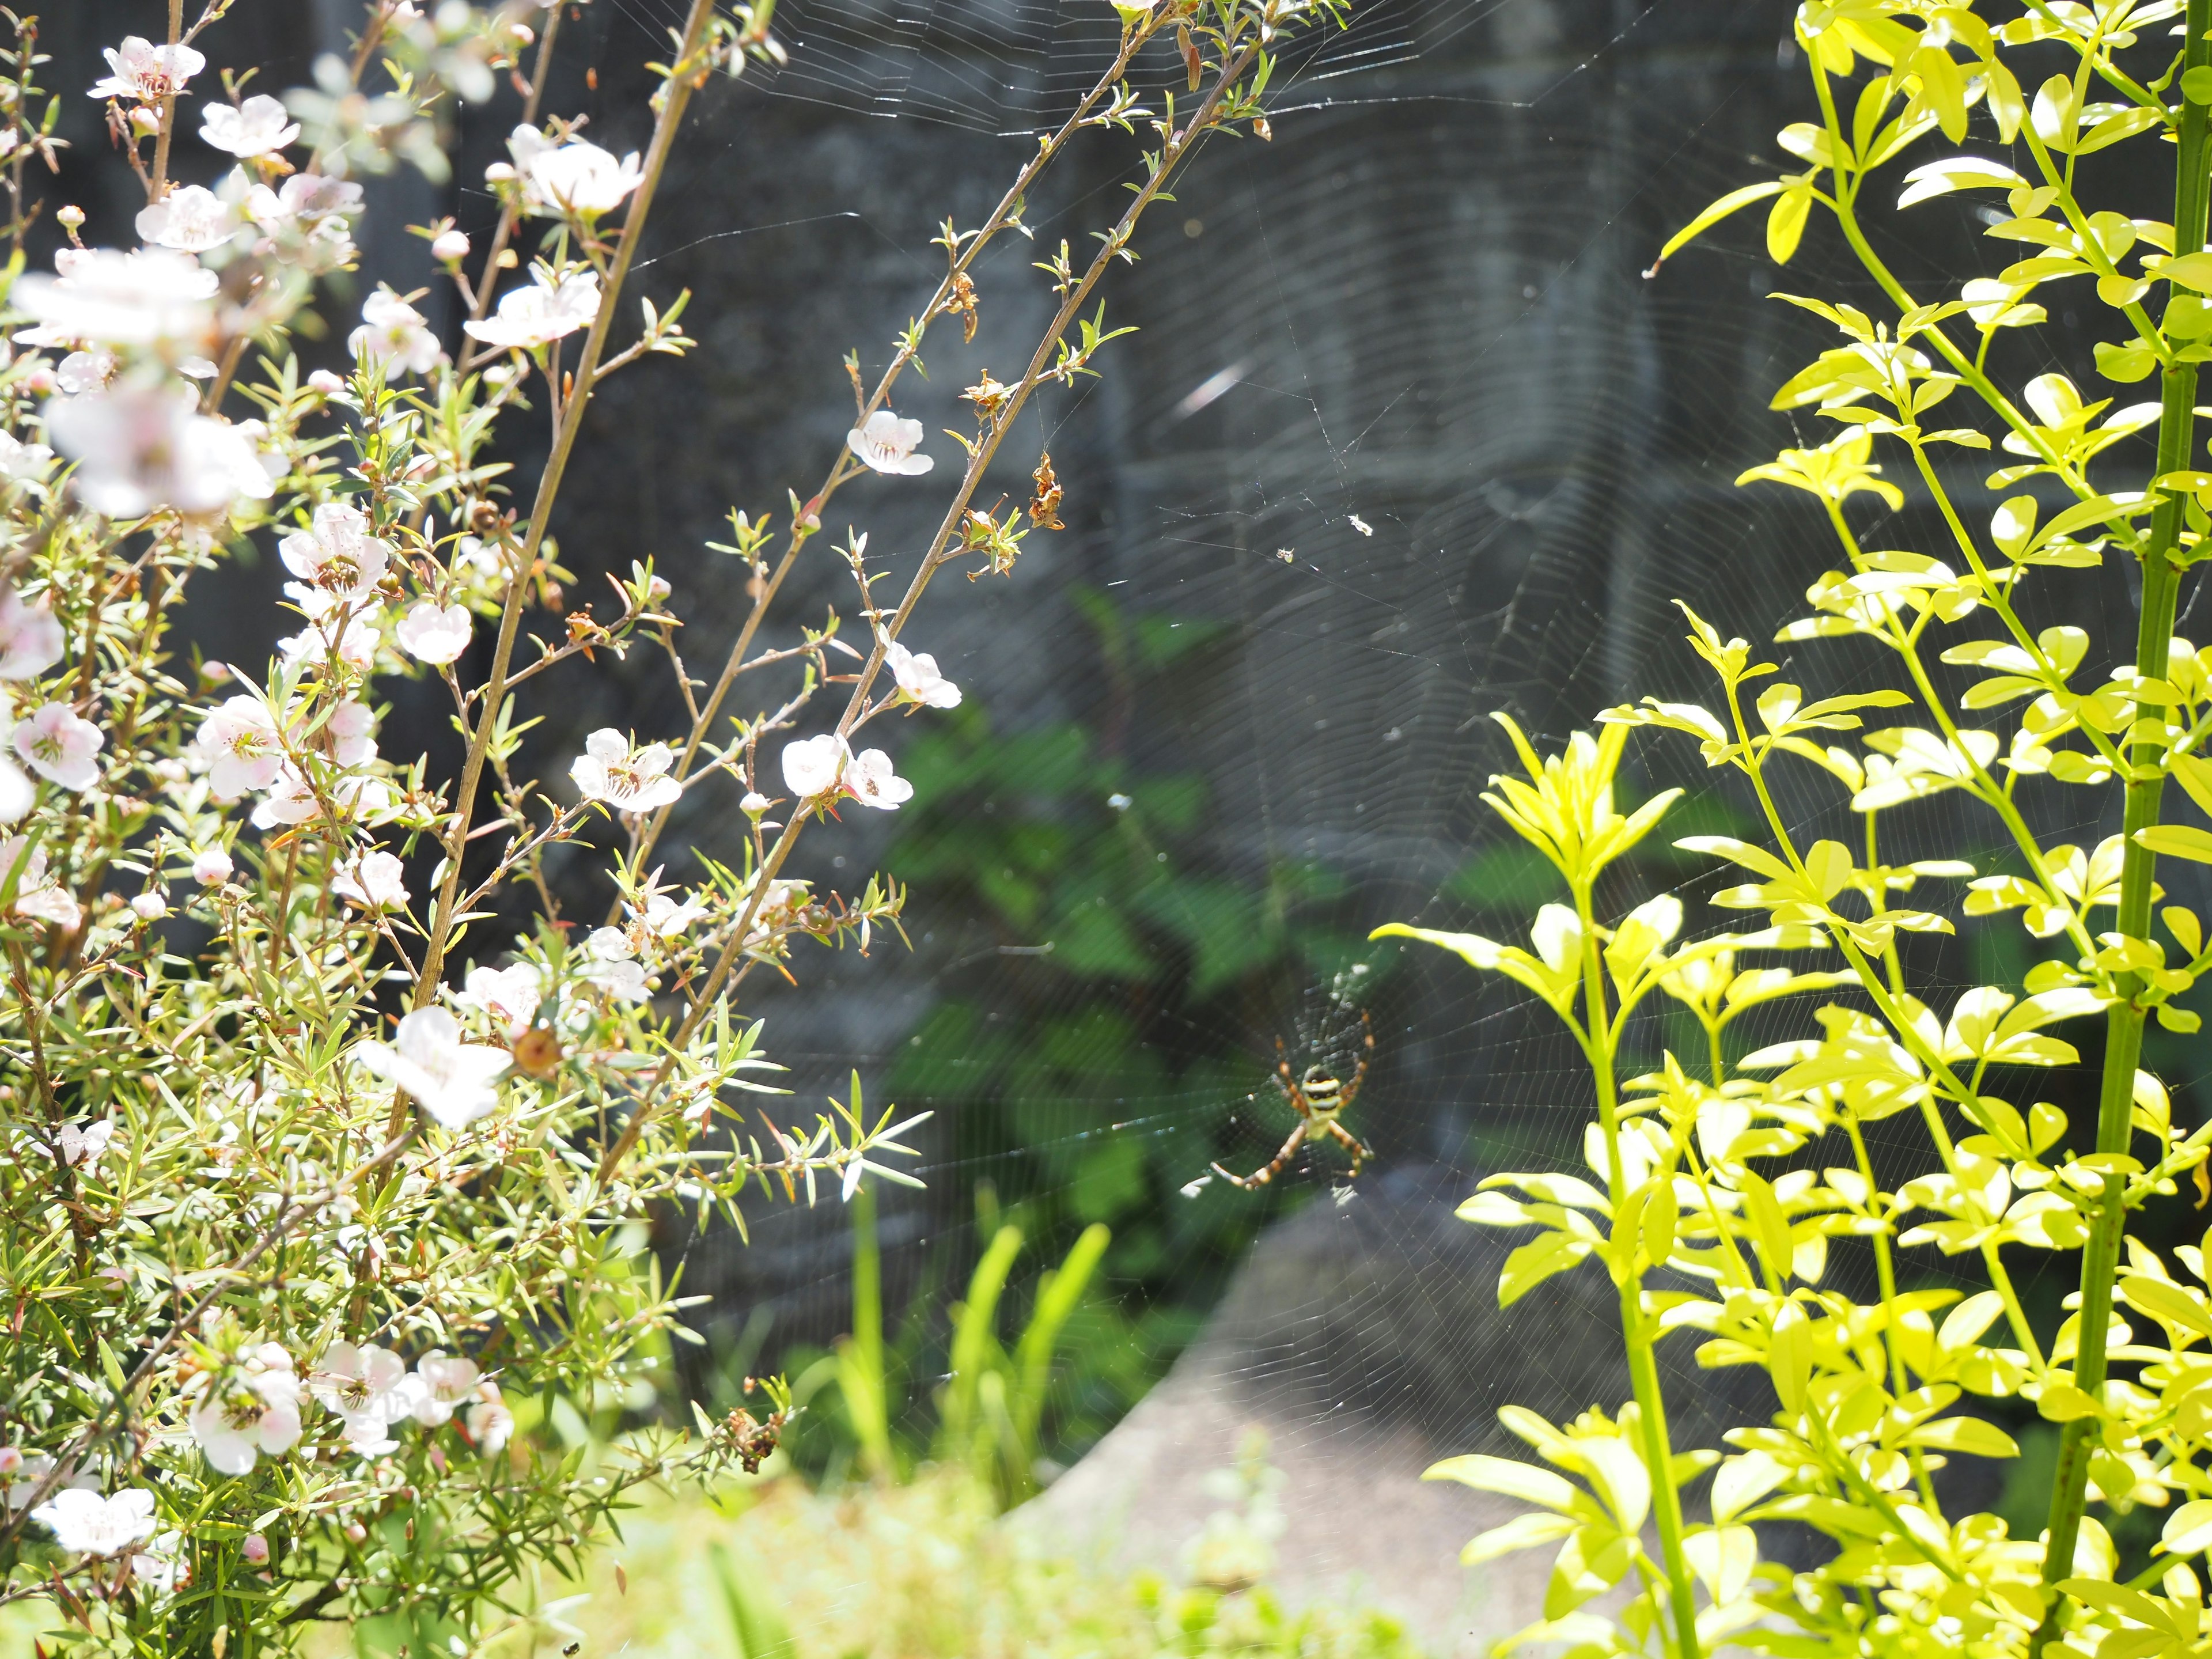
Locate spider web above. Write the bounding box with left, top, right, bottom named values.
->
left=525, top=0, right=2209, bottom=1614
left=46, top=0, right=2209, bottom=1645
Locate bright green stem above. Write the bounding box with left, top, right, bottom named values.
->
left=1579, top=912, right=1702, bottom=1659
left=2036, top=7, right=2210, bottom=1641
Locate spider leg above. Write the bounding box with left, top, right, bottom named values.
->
left=1211, top=1122, right=1310, bottom=1191
left=1322, top=1117, right=1372, bottom=1180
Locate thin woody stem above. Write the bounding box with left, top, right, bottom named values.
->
left=412, top=0, right=719, bottom=1006
left=147, top=0, right=184, bottom=202
left=455, top=1, right=566, bottom=372
left=618, top=18, right=1168, bottom=896
left=596, top=37, right=1262, bottom=1183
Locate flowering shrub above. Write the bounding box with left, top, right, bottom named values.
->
left=0, top=0, right=1329, bottom=1649
left=1384, top=5, right=2212, bottom=1659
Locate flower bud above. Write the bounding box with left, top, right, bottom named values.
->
left=192, top=848, right=234, bottom=887
left=129, top=106, right=162, bottom=136
left=240, top=1534, right=268, bottom=1565
left=431, top=228, right=470, bottom=263
left=740, top=791, right=769, bottom=815
left=130, top=892, right=168, bottom=922
left=483, top=161, right=516, bottom=184
left=55, top=205, right=85, bottom=229
left=308, top=369, right=346, bottom=396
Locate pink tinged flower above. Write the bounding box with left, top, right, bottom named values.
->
left=240, top=1533, right=268, bottom=1565
left=87, top=37, right=206, bottom=103
left=884, top=641, right=961, bottom=709
left=406, top=1353, right=483, bottom=1426
left=780, top=732, right=849, bottom=800
left=278, top=503, right=390, bottom=600
left=462, top=962, right=541, bottom=1040
left=0, top=431, right=55, bottom=483
left=331, top=849, right=408, bottom=911
left=31, top=1487, right=156, bottom=1556
left=639, top=890, right=706, bottom=939
left=45, top=388, right=273, bottom=517
left=191, top=847, right=233, bottom=886
left=847, top=410, right=933, bottom=476
left=462, top=267, right=601, bottom=351
left=130, top=892, right=167, bottom=921
left=135, top=185, right=238, bottom=253
left=13, top=247, right=218, bottom=349
left=846, top=748, right=912, bottom=810
left=348, top=286, right=443, bottom=377
left=56, top=350, right=118, bottom=395
left=52, top=1120, right=114, bottom=1171
left=13, top=702, right=104, bottom=790
left=521, top=138, right=644, bottom=216
left=0, top=837, right=81, bottom=929
left=200, top=94, right=299, bottom=158
left=357, top=1007, right=512, bottom=1130
left=245, top=172, right=362, bottom=232
left=308, top=369, right=347, bottom=396
left=465, top=1384, right=513, bottom=1454
left=200, top=696, right=285, bottom=800
left=248, top=770, right=319, bottom=829
left=328, top=699, right=377, bottom=767
left=581, top=931, right=649, bottom=1002
left=0, top=588, right=63, bottom=680
left=395, top=601, right=472, bottom=665
left=0, top=1452, right=65, bottom=1512
left=570, top=728, right=683, bottom=812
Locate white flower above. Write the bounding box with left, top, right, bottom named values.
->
left=884, top=641, right=961, bottom=709
left=310, top=1343, right=411, bottom=1454
left=190, top=1349, right=302, bottom=1475
left=846, top=747, right=913, bottom=810
left=404, top=1353, right=483, bottom=1426
left=327, top=699, right=377, bottom=767
left=52, top=1120, right=114, bottom=1171
left=521, top=137, right=643, bottom=216
left=465, top=1384, right=513, bottom=1454
left=331, top=850, right=408, bottom=911
left=135, top=185, right=238, bottom=253
left=87, top=37, right=205, bottom=103
left=191, top=847, right=233, bottom=886
left=638, top=889, right=707, bottom=939
left=129, top=1531, right=186, bottom=1593
left=780, top=732, right=849, bottom=800
left=0, top=1450, right=71, bottom=1512
left=0, top=759, right=29, bottom=824
left=278, top=503, right=390, bottom=600
left=130, top=891, right=167, bottom=921
left=579, top=934, right=649, bottom=1002
left=0, top=587, right=63, bottom=680
left=0, top=837, right=81, bottom=929
left=56, top=349, right=118, bottom=395
left=199, top=696, right=285, bottom=800
left=462, top=962, right=541, bottom=1039
left=245, top=172, right=362, bottom=232
left=430, top=228, right=471, bottom=262
left=248, top=767, right=320, bottom=830
left=32, top=1487, right=156, bottom=1556
left=200, top=94, right=298, bottom=158
left=395, top=601, right=472, bottom=665
left=847, top=410, right=933, bottom=476
left=13, top=247, right=217, bottom=349
left=12, top=702, right=105, bottom=790
left=349, top=287, right=443, bottom=377
left=278, top=615, right=377, bottom=672
left=357, top=1007, right=511, bottom=1130
left=0, top=431, right=54, bottom=483
left=462, top=267, right=600, bottom=351
left=46, top=387, right=272, bottom=517
left=570, top=729, right=682, bottom=812
left=308, top=369, right=347, bottom=396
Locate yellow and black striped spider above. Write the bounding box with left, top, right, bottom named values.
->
left=1211, top=1009, right=1374, bottom=1190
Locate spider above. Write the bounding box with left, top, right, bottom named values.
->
left=1211, top=1009, right=1374, bottom=1190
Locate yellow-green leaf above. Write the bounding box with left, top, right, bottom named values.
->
left=1658, top=180, right=1789, bottom=265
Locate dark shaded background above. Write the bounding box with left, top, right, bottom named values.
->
left=49, top=0, right=2201, bottom=1469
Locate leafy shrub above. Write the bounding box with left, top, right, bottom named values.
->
left=1388, top=6, right=2212, bottom=1659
